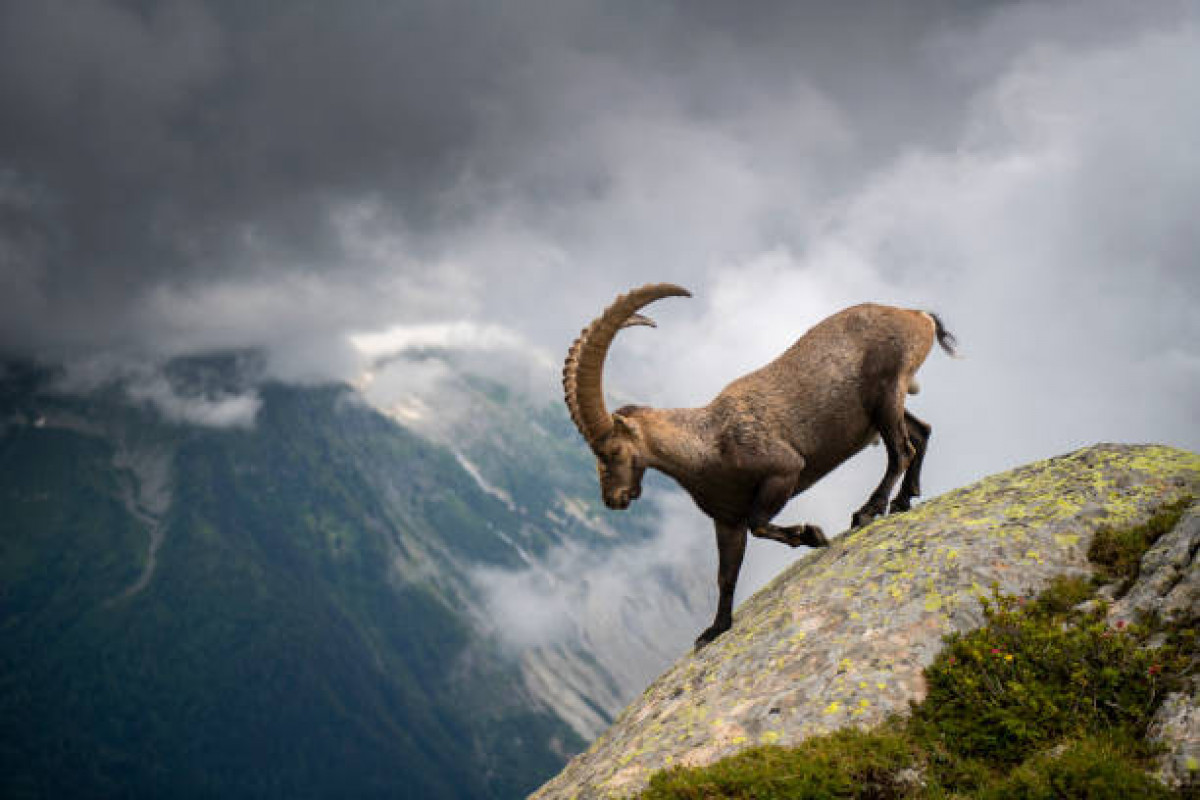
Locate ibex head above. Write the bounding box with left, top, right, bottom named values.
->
left=562, top=283, right=691, bottom=510
left=592, top=409, right=648, bottom=509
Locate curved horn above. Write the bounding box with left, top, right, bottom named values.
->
left=562, top=283, right=691, bottom=451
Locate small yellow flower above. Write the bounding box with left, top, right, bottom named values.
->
left=1004, top=654, right=1014, bottom=662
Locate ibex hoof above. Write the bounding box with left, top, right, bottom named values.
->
left=889, top=496, right=912, bottom=514
left=851, top=508, right=880, bottom=529
left=803, top=524, right=829, bottom=547
left=694, top=623, right=729, bottom=650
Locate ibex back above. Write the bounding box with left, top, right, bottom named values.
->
left=562, top=284, right=957, bottom=648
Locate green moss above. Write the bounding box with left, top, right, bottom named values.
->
left=640, top=505, right=1197, bottom=799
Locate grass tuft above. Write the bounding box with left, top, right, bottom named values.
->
left=1088, top=496, right=1192, bottom=587
left=977, top=737, right=1176, bottom=800
left=642, top=727, right=918, bottom=800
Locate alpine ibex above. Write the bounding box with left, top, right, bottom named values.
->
left=562, top=283, right=957, bottom=647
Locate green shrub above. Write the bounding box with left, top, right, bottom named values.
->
left=910, top=588, right=1187, bottom=770
left=1027, top=574, right=1092, bottom=616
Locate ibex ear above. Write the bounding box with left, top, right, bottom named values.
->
left=612, top=413, right=638, bottom=437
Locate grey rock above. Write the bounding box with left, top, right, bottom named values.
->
left=1148, top=680, right=1199, bottom=790
left=1110, top=505, right=1200, bottom=626
left=1110, top=505, right=1200, bottom=790
left=893, top=766, right=926, bottom=789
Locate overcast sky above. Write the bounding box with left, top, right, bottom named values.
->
left=2, top=1, right=1198, bottom=526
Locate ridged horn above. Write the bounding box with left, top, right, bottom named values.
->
left=562, top=283, right=692, bottom=452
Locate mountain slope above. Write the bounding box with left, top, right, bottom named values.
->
left=0, top=362, right=668, bottom=799
left=361, top=353, right=716, bottom=740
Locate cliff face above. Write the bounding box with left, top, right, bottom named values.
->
left=533, top=443, right=1200, bottom=799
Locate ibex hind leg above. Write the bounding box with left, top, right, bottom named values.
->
left=852, top=388, right=914, bottom=528
left=890, top=411, right=931, bottom=514
left=745, top=457, right=829, bottom=549
left=751, top=523, right=828, bottom=548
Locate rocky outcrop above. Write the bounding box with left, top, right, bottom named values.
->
left=1126, top=503, right=1199, bottom=790
left=532, top=444, right=1200, bottom=799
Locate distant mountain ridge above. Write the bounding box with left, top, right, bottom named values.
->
left=0, top=356, right=709, bottom=798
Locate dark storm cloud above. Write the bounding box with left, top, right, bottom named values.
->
left=0, top=0, right=1196, bottom=420
left=0, top=0, right=517, bottom=355
left=1, top=0, right=1018, bottom=362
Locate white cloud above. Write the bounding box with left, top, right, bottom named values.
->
left=618, top=22, right=1200, bottom=484
left=125, top=373, right=261, bottom=429
left=470, top=491, right=714, bottom=669
left=350, top=321, right=540, bottom=363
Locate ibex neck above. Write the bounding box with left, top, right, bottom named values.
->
left=637, top=407, right=717, bottom=482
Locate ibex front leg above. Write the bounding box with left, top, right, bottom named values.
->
left=696, top=446, right=826, bottom=649
left=695, top=521, right=747, bottom=649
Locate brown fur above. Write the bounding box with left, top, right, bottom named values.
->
left=569, top=295, right=954, bottom=648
